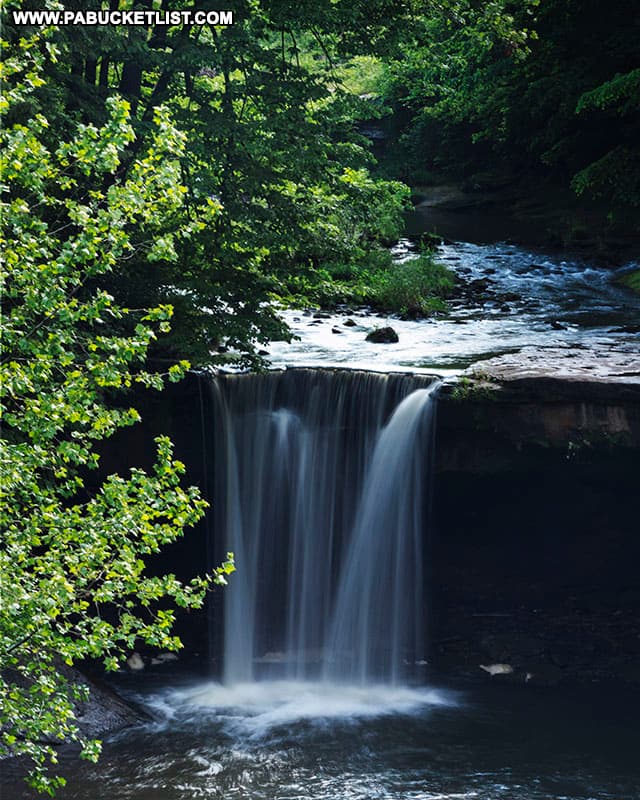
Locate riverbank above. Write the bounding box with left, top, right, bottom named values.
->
left=407, top=180, right=640, bottom=261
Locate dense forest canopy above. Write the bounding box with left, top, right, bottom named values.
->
left=5, top=0, right=637, bottom=364
left=379, top=0, right=640, bottom=236
left=1, top=0, right=639, bottom=793
left=5, top=0, right=419, bottom=368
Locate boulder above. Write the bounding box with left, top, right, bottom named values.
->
left=479, top=663, right=514, bottom=676
left=366, top=326, right=399, bottom=344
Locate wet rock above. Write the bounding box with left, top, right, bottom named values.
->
left=5, top=662, right=145, bottom=750
left=331, top=327, right=344, bottom=335
left=479, top=663, right=514, bottom=676
left=73, top=672, right=146, bottom=740
left=313, top=311, right=332, bottom=319
left=366, top=326, right=399, bottom=344
left=257, top=349, right=269, bottom=356
left=609, top=325, right=640, bottom=334
left=150, top=652, right=179, bottom=666
left=464, top=344, right=640, bottom=405
left=254, top=651, right=286, bottom=663
left=551, top=320, right=568, bottom=330
left=126, top=652, right=145, bottom=671
left=344, top=318, right=357, bottom=327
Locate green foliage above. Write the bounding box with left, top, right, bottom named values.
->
left=576, top=69, right=640, bottom=117
left=569, top=68, right=640, bottom=209
left=450, top=374, right=499, bottom=401
left=571, top=146, right=640, bottom=209
left=367, top=252, right=454, bottom=316
left=282, top=250, right=455, bottom=316
left=335, top=55, right=386, bottom=96
left=1, top=29, right=233, bottom=794
left=379, top=0, right=640, bottom=229
left=7, top=0, right=417, bottom=368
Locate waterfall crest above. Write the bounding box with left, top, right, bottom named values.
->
left=209, top=369, right=439, bottom=686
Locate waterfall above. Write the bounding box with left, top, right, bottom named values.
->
left=209, top=369, right=439, bottom=686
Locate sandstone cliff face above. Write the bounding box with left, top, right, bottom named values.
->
left=437, top=344, right=640, bottom=470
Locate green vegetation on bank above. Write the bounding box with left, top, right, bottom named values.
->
left=369, top=252, right=454, bottom=316
left=615, top=269, right=640, bottom=296
left=281, top=250, right=455, bottom=317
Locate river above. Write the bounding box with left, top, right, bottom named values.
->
left=267, top=238, right=639, bottom=376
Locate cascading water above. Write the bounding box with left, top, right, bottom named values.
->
left=326, top=387, right=435, bottom=684
left=209, top=369, right=439, bottom=686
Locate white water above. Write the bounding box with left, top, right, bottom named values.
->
left=210, top=370, right=439, bottom=687
left=326, top=388, right=435, bottom=684
left=155, top=680, right=455, bottom=739
left=266, top=239, right=639, bottom=375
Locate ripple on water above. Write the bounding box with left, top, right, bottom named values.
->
left=45, top=678, right=640, bottom=800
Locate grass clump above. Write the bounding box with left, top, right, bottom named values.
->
left=278, top=249, right=455, bottom=317
left=366, top=251, right=455, bottom=317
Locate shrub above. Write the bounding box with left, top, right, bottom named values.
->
left=367, top=252, right=455, bottom=316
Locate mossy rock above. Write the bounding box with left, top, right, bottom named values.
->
left=615, top=267, right=640, bottom=296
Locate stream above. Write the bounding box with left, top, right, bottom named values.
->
left=55, top=675, right=640, bottom=799
left=267, top=238, right=640, bottom=376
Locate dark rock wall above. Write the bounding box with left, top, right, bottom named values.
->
left=433, top=388, right=639, bottom=684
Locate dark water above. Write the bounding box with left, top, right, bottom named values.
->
left=46, top=676, right=640, bottom=799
